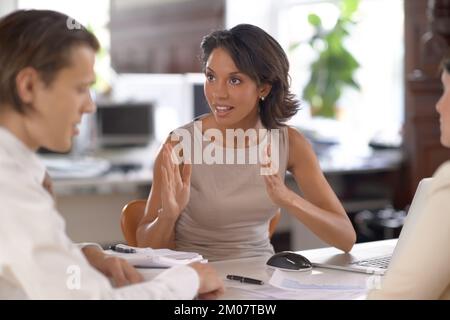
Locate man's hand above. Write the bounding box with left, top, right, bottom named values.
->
left=188, top=262, right=225, bottom=300
left=82, top=246, right=144, bottom=287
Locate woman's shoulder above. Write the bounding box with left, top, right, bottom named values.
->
left=285, top=126, right=313, bottom=150
left=285, top=126, right=317, bottom=171
left=173, top=113, right=213, bottom=132
left=164, top=114, right=213, bottom=150
left=431, top=161, right=450, bottom=192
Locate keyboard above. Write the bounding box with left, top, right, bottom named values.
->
left=351, top=255, right=391, bottom=269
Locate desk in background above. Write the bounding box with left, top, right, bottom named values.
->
left=41, top=145, right=157, bottom=246
left=42, top=143, right=403, bottom=248
left=282, top=146, right=403, bottom=251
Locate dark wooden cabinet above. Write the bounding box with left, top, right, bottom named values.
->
left=403, top=0, right=450, bottom=198
left=110, top=0, right=225, bottom=73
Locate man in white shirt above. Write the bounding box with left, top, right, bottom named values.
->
left=0, top=9, right=224, bottom=299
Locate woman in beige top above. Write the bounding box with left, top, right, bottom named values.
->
left=137, top=24, right=356, bottom=261
left=368, top=59, right=450, bottom=300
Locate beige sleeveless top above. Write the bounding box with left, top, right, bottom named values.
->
left=172, top=115, right=289, bottom=261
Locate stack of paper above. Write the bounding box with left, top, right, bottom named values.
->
left=267, top=269, right=368, bottom=299
left=106, top=244, right=206, bottom=268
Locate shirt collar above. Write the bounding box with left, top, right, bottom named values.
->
left=0, top=126, right=46, bottom=185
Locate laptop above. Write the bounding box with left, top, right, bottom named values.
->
left=309, top=178, right=432, bottom=275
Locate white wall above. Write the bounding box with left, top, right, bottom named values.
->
left=226, top=0, right=280, bottom=35
left=112, top=73, right=202, bottom=143
left=0, top=0, right=16, bottom=17
left=56, top=191, right=143, bottom=246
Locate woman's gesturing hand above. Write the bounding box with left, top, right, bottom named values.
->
left=160, top=143, right=192, bottom=220
left=261, top=143, right=296, bottom=208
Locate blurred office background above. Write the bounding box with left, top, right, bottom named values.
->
left=1, top=0, right=449, bottom=251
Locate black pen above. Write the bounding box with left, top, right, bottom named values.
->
left=226, top=274, right=264, bottom=285
left=109, top=244, right=136, bottom=254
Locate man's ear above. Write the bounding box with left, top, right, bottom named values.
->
left=259, top=83, right=272, bottom=99
left=15, top=67, right=40, bottom=105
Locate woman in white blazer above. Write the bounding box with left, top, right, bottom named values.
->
left=368, top=58, right=450, bottom=300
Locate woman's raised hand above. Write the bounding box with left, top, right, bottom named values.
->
left=160, top=143, right=192, bottom=220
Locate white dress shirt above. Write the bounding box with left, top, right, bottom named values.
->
left=368, top=161, right=450, bottom=300
left=0, top=127, right=199, bottom=299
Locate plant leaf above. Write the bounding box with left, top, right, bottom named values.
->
left=341, top=0, right=360, bottom=20
left=308, top=13, right=322, bottom=27
left=301, top=0, right=361, bottom=118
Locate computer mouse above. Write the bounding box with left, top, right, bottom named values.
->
left=266, top=251, right=313, bottom=272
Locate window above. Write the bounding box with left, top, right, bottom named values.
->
left=18, top=0, right=112, bottom=93
left=228, top=0, right=405, bottom=146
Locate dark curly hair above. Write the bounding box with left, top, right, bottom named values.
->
left=200, top=24, right=300, bottom=129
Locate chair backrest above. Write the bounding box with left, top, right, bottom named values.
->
left=269, top=210, right=281, bottom=238
left=121, top=200, right=281, bottom=247
left=121, top=199, right=147, bottom=247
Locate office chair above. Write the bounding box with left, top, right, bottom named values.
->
left=121, top=200, right=147, bottom=247
left=121, top=200, right=281, bottom=247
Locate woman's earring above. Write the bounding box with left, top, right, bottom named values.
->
left=260, top=96, right=265, bottom=101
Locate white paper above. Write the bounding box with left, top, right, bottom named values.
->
left=222, top=269, right=369, bottom=300
left=267, top=269, right=368, bottom=299
left=106, top=245, right=206, bottom=268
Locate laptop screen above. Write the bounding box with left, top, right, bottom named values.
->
left=390, top=178, right=432, bottom=262
left=96, top=102, right=154, bottom=147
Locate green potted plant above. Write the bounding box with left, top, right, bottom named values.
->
left=293, top=0, right=361, bottom=118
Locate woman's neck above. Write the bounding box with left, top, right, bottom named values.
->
left=216, top=109, right=260, bottom=135
left=203, top=111, right=265, bottom=149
